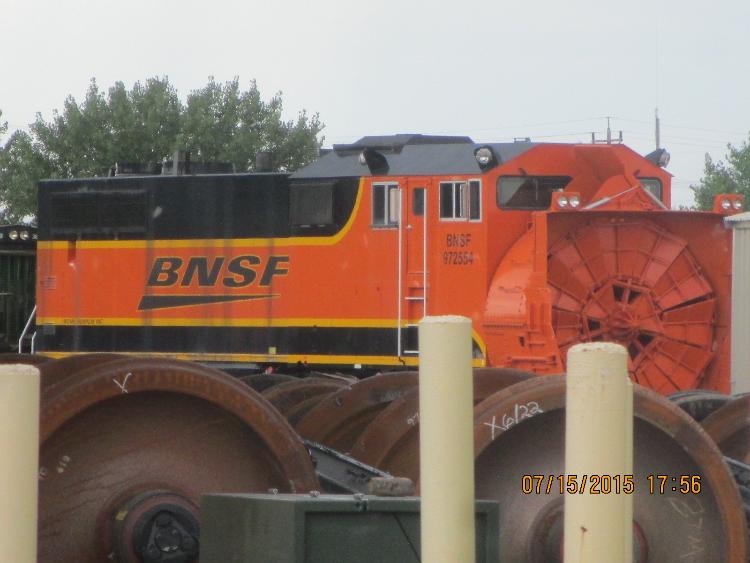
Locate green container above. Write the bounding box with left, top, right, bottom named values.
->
left=201, top=494, right=499, bottom=563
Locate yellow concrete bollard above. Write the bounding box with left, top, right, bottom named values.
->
left=419, top=315, right=475, bottom=563
left=564, top=342, right=633, bottom=563
left=0, top=364, right=40, bottom=563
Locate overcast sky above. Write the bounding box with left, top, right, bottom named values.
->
left=1, top=0, right=748, bottom=208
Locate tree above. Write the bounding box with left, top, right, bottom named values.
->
left=180, top=77, right=322, bottom=171
left=0, top=131, right=52, bottom=222
left=0, top=77, right=324, bottom=221
left=691, top=134, right=750, bottom=210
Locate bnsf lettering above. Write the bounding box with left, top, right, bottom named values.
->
left=147, top=255, right=289, bottom=288
left=225, top=255, right=261, bottom=287
left=446, top=233, right=472, bottom=247
left=182, top=257, right=225, bottom=286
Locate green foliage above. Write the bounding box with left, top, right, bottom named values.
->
left=0, top=130, right=53, bottom=222
left=0, top=77, right=324, bottom=221
left=181, top=77, right=322, bottom=171
left=691, top=134, right=750, bottom=210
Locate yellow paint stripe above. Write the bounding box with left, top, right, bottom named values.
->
left=37, top=316, right=490, bottom=349
left=37, top=179, right=364, bottom=250
left=39, top=350, right=486, bottom=368
left=38, top=317, right=411, bottom=328
left=37, top=317, right=488, bottom=360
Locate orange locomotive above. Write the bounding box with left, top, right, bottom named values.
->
left=35, top=134, right=744, bottom=394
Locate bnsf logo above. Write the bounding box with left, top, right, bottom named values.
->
left=147, top=255, right=289, bottom=287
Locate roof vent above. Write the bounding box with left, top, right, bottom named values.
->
left=255, top=151, right=274, bottom=172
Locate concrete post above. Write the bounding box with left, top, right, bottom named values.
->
left=419, top=316, right=475, bottom=563
left=564, top=343, right=633, bottom=563
left=0, top=364, right=40, bottom=563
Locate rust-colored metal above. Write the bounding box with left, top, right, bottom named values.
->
left=472, top=376, right=748, bottom=562
left=548, top=219, right=717, bottom=393
left=295, top=371, right=418, bottom=453
left=349, top=368, right=534, bottom=479
left=38, top=357, right=318, bottom=563
left=702, top=395, right=750, bottom=465
left=0, top=352, right=50, bottom=365
left=285, top=394, right=337, bottom=426
left=39, top=353, right=128, bottom=388
left=262, top=377, right=347, bottom=419
left=239, top=372, right=297, bottom=392
left=668, top=389, right=734, bottom=422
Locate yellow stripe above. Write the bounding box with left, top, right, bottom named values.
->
left=37, top=316, right=489, bottom=355
left=37, top=179, right=364, bottom=250
left=39, top=350, right=486, bottom=368
left=38, top=317, right=488, bottom=360
left=38, top=317, right=410, bottom=328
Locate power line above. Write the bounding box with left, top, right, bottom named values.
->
left=616, top=117, right=747, bottom=137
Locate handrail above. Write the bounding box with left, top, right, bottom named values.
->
left=17, top=305, right=36, bottom=354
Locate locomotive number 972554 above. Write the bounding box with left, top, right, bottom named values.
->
left=443, top=251, right=474, bottom=266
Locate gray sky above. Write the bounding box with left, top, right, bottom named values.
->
left=1, top=0, right=748, bottom=208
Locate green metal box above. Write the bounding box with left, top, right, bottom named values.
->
left=201, top=494, right=499, bottom=563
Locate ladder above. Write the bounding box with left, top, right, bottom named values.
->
left=397, top=188, right=428, bottom=357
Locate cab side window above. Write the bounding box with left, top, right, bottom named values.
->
left=372, top=183, right=400, bottom=227
left=439, top=180, right=481, bottom=221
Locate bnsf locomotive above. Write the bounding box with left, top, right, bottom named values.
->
left=35, top=134, right=743, bottom=393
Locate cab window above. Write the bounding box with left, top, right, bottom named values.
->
left=372, top=183, right=400, bottom=227
left=638, top=178, right=663, bottom=200
left=497, top=176, right=572, bottom=209
left=439, top=180, right=481, bottom=220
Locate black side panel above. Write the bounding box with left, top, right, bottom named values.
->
left=38, top=174, right=292, bottom=241
left=38, top=174, right=361, bottom=241
left=37, top=325, right=400, bottom=357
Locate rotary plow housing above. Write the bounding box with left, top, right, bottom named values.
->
left=484, top=204, right=733, bottom=394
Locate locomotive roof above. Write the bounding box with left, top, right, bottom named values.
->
left=291, top=134, right=538, bottom=179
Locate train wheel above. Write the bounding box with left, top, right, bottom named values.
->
left=548, top=219, right=716, bottom=393
left=473, top=376, right=748, bottom=562
left=39, top=353, right=128, bottom=387
left=239, top=372, right=297, bottom=392
left=38, top=358, right=318, bottom=563
left=261, top=377, right=348, bottom=419
left=0, top=352, right=50, bottom=365
left=702, top=395, right=750, bottom=465
left=350, top=368, right=534, bottom=479
left=668, top=389, right=734, bottom=422
left=295, top=371, right=418, bottom=453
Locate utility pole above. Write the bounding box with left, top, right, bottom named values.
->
left=591, top=117, right=623, bottom=145
left=606, top=116, right=612, bottom=144
left=655, top=108, right=661, bottom=149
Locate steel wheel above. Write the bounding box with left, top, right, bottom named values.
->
left=38, top=358, right=318, bottom=563
left=0, top=352, right=50, bottom=365
left=668, top=389, right=733, bottom=422
left=39, top=353, right=128, bottom=387
left=350, top=368, right=533, bottom=479
left=702, top=395, right=750, bottom=465
left=239, top=373, right=297, bottom=392
left=295, top=372, right=418, bottom=453
left=262, top=377, right=347, bottom=419
left=473, top=376, right=748, bottom=562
